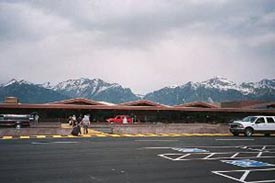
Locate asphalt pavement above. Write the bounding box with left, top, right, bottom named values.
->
left=0, top=136, right=275, bottom=183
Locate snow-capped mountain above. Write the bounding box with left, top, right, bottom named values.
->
left=53, top=78, right=119, bottom=97
left=53, top=78, right=138, bottom=103
left=3, top=79, right=33, bottom=87
left=0, top=77, right=274, bottom=104
left=254, top=79, right=275, bottom=89
left=0, top=79, right=68, bottom=103
left=144, top=77, right=275, bottom=105
left=0, top=78, right=138, bottom=103
left=38, top=82, right=53, bottom=89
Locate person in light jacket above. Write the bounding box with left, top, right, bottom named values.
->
left=81, top=115, right=91, bottom=134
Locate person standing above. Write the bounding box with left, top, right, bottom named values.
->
left=77, top=115, right=83, bottom=134
left=122, top=116, right=127, bottom=124
left=72, top=115, right=77, bottom=127
left=82, top=115, right=91, bottom=134
left=71, top=114, right=82, bottom=136
left=35, top=114, right=39, bottom=124
left=68, top=116, right=73, bottom=125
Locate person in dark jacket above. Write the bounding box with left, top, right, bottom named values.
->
left=77, top=115, right=83, bottom=134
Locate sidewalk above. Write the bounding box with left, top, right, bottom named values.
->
left=0, top=123, right=233, bottom=140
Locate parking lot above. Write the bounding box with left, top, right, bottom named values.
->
left=0, top=136, right=275, bottom=183
left=146, top=144, right=275, bottom=183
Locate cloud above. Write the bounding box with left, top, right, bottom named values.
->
left=0, top=0, right=274, bottom=94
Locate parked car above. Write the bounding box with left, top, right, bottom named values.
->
left=0, top=114, right=32, bottom=128
left=106, top=115, right=133, bottom=124
left=229, top=116, right=275, bottom=137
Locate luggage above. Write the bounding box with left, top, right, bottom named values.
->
left=71, top=126, right=79, bottom=136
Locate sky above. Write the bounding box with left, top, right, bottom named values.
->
left=0, top=0, right=275, bottom=94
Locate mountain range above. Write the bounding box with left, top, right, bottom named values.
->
left=0, top=77, right=274, bottom=105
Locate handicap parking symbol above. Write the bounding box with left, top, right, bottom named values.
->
left=172, top=148, right=208, bottom=153
left=221, top=159, right=275, bottom=168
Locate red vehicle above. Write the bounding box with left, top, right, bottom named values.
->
left=106, top=115, right=133, bottom=124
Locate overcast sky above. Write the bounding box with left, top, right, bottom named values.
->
left=0, top=0, right=275, bottom=94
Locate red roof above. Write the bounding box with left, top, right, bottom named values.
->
left=243, top=102, right=275, bottom=109
left=118, top=100, right=167, bottom=107
left=174, top=101, right=219, bottom=108
left=47, top=98, right=106, bottom=106
left=0, top=98, right=274, bottom=114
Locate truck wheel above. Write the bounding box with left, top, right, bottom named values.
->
left=244, top=128, right=253, bottom=137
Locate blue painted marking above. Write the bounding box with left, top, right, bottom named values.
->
left=222, top=159, right=275, bottom=168
left=172, top=148, right=208, bottom=153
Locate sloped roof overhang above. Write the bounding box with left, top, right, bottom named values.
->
left=46, top=98, right=107, bottom=105
left=118, top=100, right=168, bottom=107
left=243, top=102, right=275, bottom=109
left=174, top=101, right=219, bottom=108
left=0, top=103, right=274, bottom=114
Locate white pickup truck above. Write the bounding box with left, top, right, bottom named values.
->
left=229, top=116, right=275, bottom=137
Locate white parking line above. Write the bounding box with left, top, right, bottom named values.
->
left=158, top=152, right=275, bottom=161
left=31, top=141, right=78, bottom=145
left=257, top=152, right=263, bottom=158
left=141, top=147, right=173, bottom=149
left=240, top=170, right=250, bottom=182
left=212, top=168, right=275, bottom=183
left=203, top=153, right=216, bottom=159
left=231, top=152, right=240, bottom=158
left=216, top=138, right=254, bottom=141
left=135, top=140, right=178, bottom=142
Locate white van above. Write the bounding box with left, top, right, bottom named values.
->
left=229, top=116, right=275, bottom=137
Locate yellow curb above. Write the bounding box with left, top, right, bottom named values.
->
left=36, top=135, right=46, bottom=138
left=1, top=133, right=234, bottom=140
left=82, top=135, right=91, bottom=137
left=52, top=135, right=62, bottom=138
left=159, top=133, right=170, bottom=137
left=169, top=134, right=182, bottom=137
left=180, top=133, right=193, bottom=136
left=108, top=134, right=121, bottom=137
left=88, top=130, right=104, bottom=134
left=192, top=133, right=201, bottom=136
left=2, top=136, right=13, bottom=139
left=95, top=134, right=108, bottom=137
left=121, top=134, right=135, bottom=137
left=135, top=134, right=146, bottom=137
left=212, top=133, right=231, bottom=136
left=20, top=136, right=30, bottom=139
left=144, top=133, right=158, bottom=137
left=67, top=135, right=77, bottom=138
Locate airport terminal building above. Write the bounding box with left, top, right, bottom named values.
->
left=0, top=97, right=274, bottom=123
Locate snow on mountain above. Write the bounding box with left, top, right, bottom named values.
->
left=188, top=77, right=255, bottom=95
left=53, top=78, right=121, bottom=96
left=0, top=79, right=68, bottom=103
left=51, top=78, right=139, bottom=103
left=3, top=79, right=17, bottom=87
left=38, top=82, right=53, bottom=89
left=168, top=84, right=179, bottom=89
left=3, top=79, right=33, bottom=87
left=254, top=79, right=275, bottom=89
left=1, top=77, right=274, bottom=105
left=201, top=76, right=237, bottom=89
left=181, top=81, right=200, bottom=90
left=0, top=78, right=139, bottom=104
left=144, top=77, right=275, bottom=105
left=136, top=94, right=145, bottom=98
